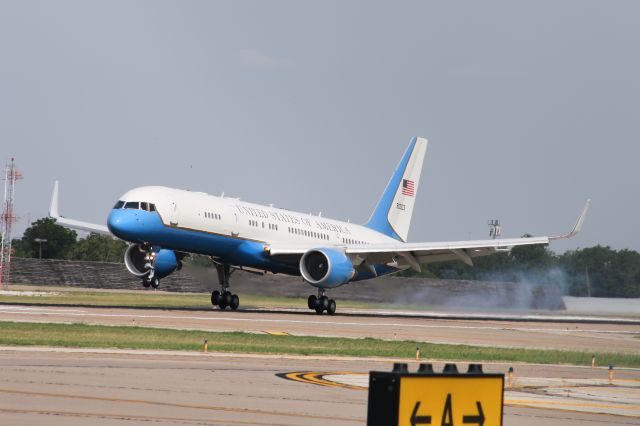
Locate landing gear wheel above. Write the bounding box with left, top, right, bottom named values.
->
left=150, top=277, right=160, bottom=289
left=315, top=303, right=324, bottom=314
left=319, top=296, right=329, bottom=310
left=230, top=294, right=239, bottom=311
left=327, top=299, right=336, bottom=315
left=142, top=279, right=151, bottom=289
left=307, top=295, right=317, bottom=310
left=211, top=290, right=220, bottom=306
left=219, top=295, right=228, bottom=310
left=219, top=291, right=232, bottom=310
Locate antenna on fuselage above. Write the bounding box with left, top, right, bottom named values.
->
left=220, top=192, right=225, bottom=198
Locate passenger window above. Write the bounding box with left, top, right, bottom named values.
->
left=124, top=201, right=139, bottom=209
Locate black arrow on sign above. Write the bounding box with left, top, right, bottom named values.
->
left=410, top=401, right=432, bottom=426
left=463, top=401, right=485, bottom=426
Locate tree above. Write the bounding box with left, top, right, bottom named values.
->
left=69, top=233, right=127, bottom=263
left=559, top=246, right=640, bottom=297
left=17, top=218, right=77, bottom=259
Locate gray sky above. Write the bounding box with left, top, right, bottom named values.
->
left=1, top=1, right=638, bottom=252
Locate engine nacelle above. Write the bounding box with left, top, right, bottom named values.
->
left=153, top=249, right=179, bottom=278
left=124, top=244, right=179, bottom=279
left=299, top=248, right=355, bottom=288
left=124, top=244, right=150, bottom=277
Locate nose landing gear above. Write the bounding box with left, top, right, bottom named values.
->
left=307, top=289, right=336, bottom=315
left=141, top=276, right=159, bottom=289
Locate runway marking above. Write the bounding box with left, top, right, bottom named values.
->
left=278, top=372, right=640, bottom=417
left=264, top=331, right=290, bottom=336
left=0, top=306, right=87, bottom=313
left=0, top=407, right=336, bottom=426
left=505, top=399, right=640, bottom=411
left=277, top=371, right=367, bottom=391
left=0, top=307, right=636, bottom=336
left=0, top=387, right=362, bottom=423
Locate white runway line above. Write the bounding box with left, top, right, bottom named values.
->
left=0, top=306, right=87, bottom=313
left=0, top=307, right=636, bottom=335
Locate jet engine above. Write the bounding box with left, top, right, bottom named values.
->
left=299, top=248, right=355, bottom=288
left=124, top=244, right=179, bottom=279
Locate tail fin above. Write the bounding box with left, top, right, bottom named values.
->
left=364, top=137, right=428, bottom=242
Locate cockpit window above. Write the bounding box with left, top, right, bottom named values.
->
left=118, top=201, right=157, bottom=211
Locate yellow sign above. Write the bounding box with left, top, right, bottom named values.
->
left=398, top=376, right=503, bottom=426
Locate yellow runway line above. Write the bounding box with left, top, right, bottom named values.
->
left=506, top=399, right=640, bottom=411
left=264, top=331, right=290, bottom=336
left=0, top=387, right=361, bottom=423
left=279, top=371, right=367, bottom=391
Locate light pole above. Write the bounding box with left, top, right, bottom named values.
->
left=34, top=238, right=47, bottom=260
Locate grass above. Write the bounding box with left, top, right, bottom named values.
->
left=0, top=321, right=638, bottom=368
left=0, top=285, right=389, bottom=310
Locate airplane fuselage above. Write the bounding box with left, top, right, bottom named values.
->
left=107, top=186, right=399, bottom=279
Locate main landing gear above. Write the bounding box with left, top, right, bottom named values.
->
left=210, top=263, right=240, bottom=311
left=307, top=289, right=336, bottom=315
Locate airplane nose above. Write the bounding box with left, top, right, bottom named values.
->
left=107, top=209, right=142, bottom=241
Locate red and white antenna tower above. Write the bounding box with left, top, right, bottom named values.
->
left=0, top=158, right=23, bottom=288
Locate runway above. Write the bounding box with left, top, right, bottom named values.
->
left=0, top=304, right=639, bottom=353
left=0, top=348, right=638, bottom=426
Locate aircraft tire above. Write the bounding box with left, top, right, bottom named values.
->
left=218, top=291, right=231, bottom=311
left=211, top=290, right=220, bottom=306
left=327, top=299, right=336, bottom=315
left=230, top=294, right=239, bottom=310
left=307, top=295, right=317, bottom=310
left=142, top=280, right=151, bottom=289
left=319, top=296, right=329, bottom=310
left=151, top=278, right=160, bottom=289
left=314, top=304, right=324, bottom=314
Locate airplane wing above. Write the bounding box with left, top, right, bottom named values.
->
left=269, top=200, right=591, bottom=272
left=49, top=181, right=112, bottom=235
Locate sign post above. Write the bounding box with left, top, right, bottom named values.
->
left=367, top=363, right=504, bottom=426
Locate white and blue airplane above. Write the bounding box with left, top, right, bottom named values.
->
left=49, top=137, right=590, bottom=314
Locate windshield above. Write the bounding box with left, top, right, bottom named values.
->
left=114, top=200, right=157, bottom=211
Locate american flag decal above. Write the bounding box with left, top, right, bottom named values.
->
left=401, top=179, right=415, bottom=196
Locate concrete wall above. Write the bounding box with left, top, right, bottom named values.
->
left=8, top=257, right=565, bottom=310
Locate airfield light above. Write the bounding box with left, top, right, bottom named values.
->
left=488, top=219, right=501, bottom=239
left=34, top=238, right=48, bottom=260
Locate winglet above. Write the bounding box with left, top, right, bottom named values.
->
left=550, top=199, right=591, bottom=240
left=49, top=180, right=60, bottom=218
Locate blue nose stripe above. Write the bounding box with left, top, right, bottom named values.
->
left=107, top=209, right=143, bottom=241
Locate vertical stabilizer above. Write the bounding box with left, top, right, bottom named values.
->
left=364, top=137, right=428, bottom=241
